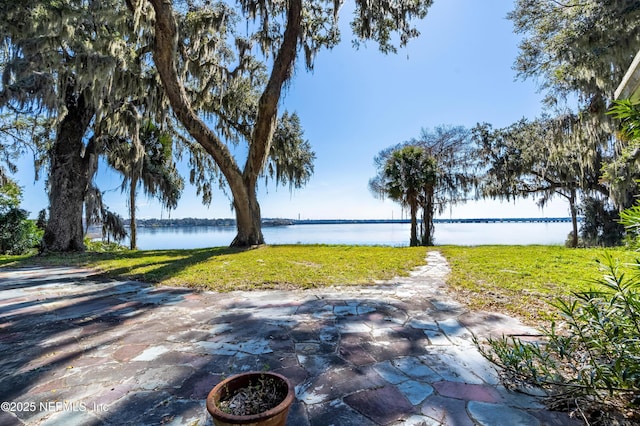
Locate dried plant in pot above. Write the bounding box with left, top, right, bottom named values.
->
left=206, top=371, right=294, bottom=426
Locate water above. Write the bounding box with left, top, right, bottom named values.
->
left=129, top=222, right=573, bottom=250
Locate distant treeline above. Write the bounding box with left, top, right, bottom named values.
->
left=135, top=218, right=294, bottom=227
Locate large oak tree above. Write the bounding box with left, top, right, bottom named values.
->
left=1, top=1, right=167, bottom=251
left=143, top=0, right=434, bottom=247
left=473, top=116, right=608, bottom=247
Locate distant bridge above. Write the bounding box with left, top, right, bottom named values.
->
left=132, top=217, right=578, bottom=228
left=286, top=217, right=578, bottom=225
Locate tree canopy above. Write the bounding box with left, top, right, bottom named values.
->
left=0, top=180, right=41, bottom=254
left=510, top=0, right=640, bottom=105
left=472, top=114, right=609, bottom=247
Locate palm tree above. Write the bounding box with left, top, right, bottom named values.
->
left=372, top=127, right=476, bottom=246
left=370, top=145, right=437, bottom=246
left=106, top=122, right=184, bottom=249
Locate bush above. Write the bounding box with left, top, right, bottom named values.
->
left=579, top=197, right=624, bottom=247
left=477, top=253, right=640, bottom=424
left=0, top=208, right=42, bottom=255
left=84, top=238, right=129, bottom=253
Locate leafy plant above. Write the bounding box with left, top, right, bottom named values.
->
left=477, top=253, right=640, bottom=424
left=218, top=374, right=286, bottom=416
left=84, top=238, right=129, bottom=253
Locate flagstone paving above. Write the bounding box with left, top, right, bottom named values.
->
left=0, top=252, right=583, bottom=425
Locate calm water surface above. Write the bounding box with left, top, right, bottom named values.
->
left=130, top=222, right=573, bottom=250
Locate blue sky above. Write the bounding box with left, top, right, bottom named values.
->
left=11, top=0, right=572, bottom=220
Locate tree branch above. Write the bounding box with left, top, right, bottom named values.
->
left=147, top=0, right=243, bottom=188
left=243, top=0, right=302, bottom=184
left=548, top=0, right=588, bottom=9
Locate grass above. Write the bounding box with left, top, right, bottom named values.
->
left=5, top=243, right=640, bottom=325
left=0, top=252, right=35, bottom=266
left=1, top=245, right=428, bottom=292
left=438, top=245, right=640, bottom=324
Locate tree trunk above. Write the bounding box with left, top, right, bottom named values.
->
left=130, top=175, right=138, bottom=250
left=42, top=89, right=95, bottom=252
left=421, top=186, right=435, bottom=246
left=569, top=188, right=579, bottom=248
left=409, top=201, right=418, bottom=247
left=230, top=178, right=264, bottom=247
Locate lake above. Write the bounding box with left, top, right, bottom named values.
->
left=128, top=222, right=573, bottom=250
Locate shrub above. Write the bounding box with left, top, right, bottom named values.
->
left=84, top=238, right=129, bottom=253
left=579, top=197, right=624, bottom=247
left=0, top=208, right=42, bottom=254
left=0, top=181, right=43, bottom=254
left=477, top=253, right=640, bottom=424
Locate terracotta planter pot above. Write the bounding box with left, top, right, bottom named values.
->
left=206, top=372, right=294, bottom=426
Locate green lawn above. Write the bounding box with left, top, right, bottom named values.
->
left=1, top=245, right=428, bottom=292
left=438, top=245, right=640, bottom=323
left=3, top=244, right=639, bottom=325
